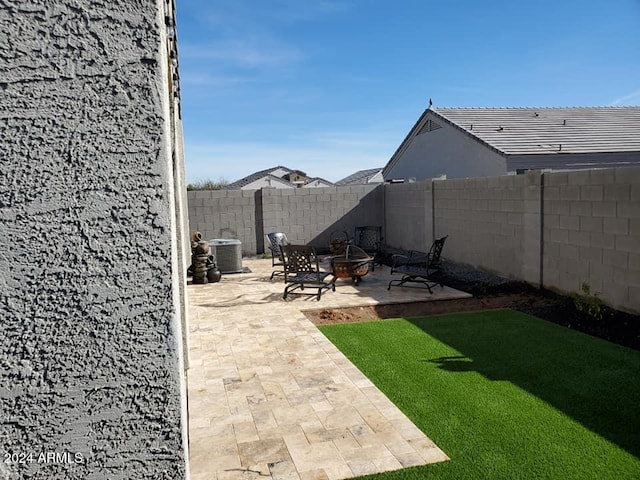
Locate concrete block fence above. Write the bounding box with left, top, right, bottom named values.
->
left=187, top=167, right=640, bottom=314
left=434, top=172, right=543, bottom=286
left=542, top=167, right=640, bottom=313
left=383, top=181, right=434, bottom=252
left=187, top=185, right=382, bottom=256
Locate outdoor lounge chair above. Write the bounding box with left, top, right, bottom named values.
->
left=354, top=225, right=382, bottom=270
left=387, top=235, right=448, bottom=293
left=266, top=232, right=289, bottom=280
left=282, top=244, right=335, bottom=301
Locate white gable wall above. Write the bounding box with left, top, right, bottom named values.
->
left=303, top=179, right=332, bottom=188
left=385, top=117, right=507, bottom=181
left=368, top=171, right=384, bottom=183
left=243, top=176, right=294, bottom=189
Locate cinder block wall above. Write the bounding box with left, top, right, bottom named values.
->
left=188, top=189, right=258, bottom=254
left=261, top=185, right=382, bottom=250
left=0, top=1, right=188, bottom=478
left=433, top=172, right=542, bottom=284
left=543, top=168, right=640, bottom=313
left=383, top=182, right=433, bottom=251
left=187, top=185, right=383, bottom=255
left=186, top=168, right=640, bottom=314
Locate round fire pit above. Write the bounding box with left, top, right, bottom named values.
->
left=330, top=245, right=373, bottom=285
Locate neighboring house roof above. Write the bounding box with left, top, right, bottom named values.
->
left=384, top=106, right=640, bottom=179
left=335, top=168, right=384, bottom=185
left=238, top=174, right=296, bottom=190
left=226, top=166, right=294, bottom=190
left=226, top=166, right=335, bottom=190
left=431, top=106, right=640, bottom=155
left=302, top=177, right=334, bottom=188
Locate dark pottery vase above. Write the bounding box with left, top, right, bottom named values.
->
left=207, top=268, right=222, bottom=283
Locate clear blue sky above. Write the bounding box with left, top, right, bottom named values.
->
left=176, top=0, right=640, bottom=184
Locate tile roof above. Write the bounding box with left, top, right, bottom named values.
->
left=431, top=106, right=640, bottom=155
left=335, top=168, right=384, bottom=185
left=226, top=166, right=335, bottom=189
left=226, top=166, right=293, bottom=190
left=303, top=177, right=334, bottom=187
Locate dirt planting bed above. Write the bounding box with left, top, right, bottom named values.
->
left=304, top=261, right=640, bottom=352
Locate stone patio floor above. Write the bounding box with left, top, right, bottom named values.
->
left=186, top=257, right=472, bottom=480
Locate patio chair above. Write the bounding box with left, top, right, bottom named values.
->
left=265, top=232, right=289, bottom=280
left=282, top=244, right=335, bottom=301
left=354, top=225, right=382, bottom=271
left=387, top=235, right=448, bottom=293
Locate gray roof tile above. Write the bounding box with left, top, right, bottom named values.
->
left=226, top=166, right=293, bottom=189
left=431, top=106, right=640, bottom=155
left=335, top=168, right=383, bottom=185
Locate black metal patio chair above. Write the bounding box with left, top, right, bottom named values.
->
left=387, top=235, right=448, bottom=293
left=265, top=232, right=289, bottom=280
left=354, top=225, right=383, bottom=271
left=282, top=244, right=335, bottom=301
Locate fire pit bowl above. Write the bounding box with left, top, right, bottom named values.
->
left=330, top=245, right=373, bottom=285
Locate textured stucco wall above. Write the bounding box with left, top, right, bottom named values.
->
left=0, top=1, right=187, bottom=479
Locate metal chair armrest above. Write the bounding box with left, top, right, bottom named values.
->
left=406, top=250, right=429, bottom=266
left=390, top=253, right=410, bottom=268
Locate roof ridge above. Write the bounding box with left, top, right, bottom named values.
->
left=434, top=106, right=640, bottom=110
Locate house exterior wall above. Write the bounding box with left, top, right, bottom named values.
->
left=284, top=172, right=308, bottom=185
left=368, top=171, right=384, bottom=183
left=0, top=1, right=189, bottom=478
left=302, top=180, right=333, bottom=188
left=385, top=119, right=507, bottom=181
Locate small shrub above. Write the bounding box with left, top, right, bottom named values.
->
left=573, top=282, right=603, bottom=321
left=187, top=177, right=229, bottom=191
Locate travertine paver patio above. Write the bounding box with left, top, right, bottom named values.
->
left=187, top=257, right=471, bottom=480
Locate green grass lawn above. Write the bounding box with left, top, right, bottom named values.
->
left=319, top=310, right=640, bottom=480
